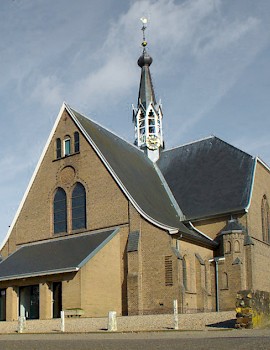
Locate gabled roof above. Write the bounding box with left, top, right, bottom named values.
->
left=69, top=106, right=216, bottom=248
left=0, top=229, right=118, bottom=281
left=157, top=136, right=255, bottom=221
left=0, top=103, right=217, bottom=251
left=69, top=106, right=186, bottom=233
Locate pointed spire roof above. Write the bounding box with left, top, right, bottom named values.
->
left=137, top=48, right=156, bottom=109
left=137, top=17, right=157, bottom=109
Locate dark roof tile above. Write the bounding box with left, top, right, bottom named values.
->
left=0, top=229, right=117, bottom=281
left=70, top=107, right=189, bottom=234
left=158, top=136, right=255, bottom=220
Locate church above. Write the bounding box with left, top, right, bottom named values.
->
left=0, top=23, right=269, bottom=322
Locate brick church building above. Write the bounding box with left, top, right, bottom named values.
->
left=0, top=26, right=270, bottom=321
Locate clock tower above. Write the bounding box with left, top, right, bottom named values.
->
left=133, top=18, right=164, bottom=162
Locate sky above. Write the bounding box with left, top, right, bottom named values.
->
left=0, top=0, right=270, bottom=243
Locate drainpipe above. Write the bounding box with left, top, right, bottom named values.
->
left=209, top=257, right=225, bottom=312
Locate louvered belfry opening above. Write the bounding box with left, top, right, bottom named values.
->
left=165, top=255, right=173, bottom=286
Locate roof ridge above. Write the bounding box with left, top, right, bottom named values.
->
left=153, top=163, right=185, bottom=220
left=257, top=157, right=270, bottom=173
left=163, top=135, right=254, bottom=159
left=67, top=104, right=142, bottom=154
left=213, top=136, right=254, bottom=158
left=18, top=226, right=119, bottom=248
left=68, top=105, right=186, bottom=234
left=163, top=135, right=215, bottom=152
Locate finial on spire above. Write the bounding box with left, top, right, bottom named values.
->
left=140, top=17, right=148, bottom=48
left=138, top=17, right=152, bottom=68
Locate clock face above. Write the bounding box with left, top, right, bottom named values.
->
left=146, top=135, right=161, bottom=150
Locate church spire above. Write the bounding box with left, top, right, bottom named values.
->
left=133, top=17, right=164, bottom=162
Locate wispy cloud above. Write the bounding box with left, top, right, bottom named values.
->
left=30, top=75, right=64, bottom=107
left=0, top=0, right=270, bottom=243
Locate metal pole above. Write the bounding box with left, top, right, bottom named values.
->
left=215, top=259, right=219, bottom=312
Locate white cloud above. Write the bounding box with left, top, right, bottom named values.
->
left=192, top=16, right=260, bottom=58
left=30, top=75, right=64, bottom=107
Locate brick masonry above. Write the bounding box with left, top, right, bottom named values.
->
left=1, top=107, right=270, bottom=320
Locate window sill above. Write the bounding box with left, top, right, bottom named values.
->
left=53, top=228, right=87, bottom=237
left=53, top=231, right=68, bottom=237
left=53, top=151, right=80, bottom=162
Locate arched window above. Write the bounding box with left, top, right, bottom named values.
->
left=225, top=240, right=231, bottom=254
left=56, top=138, right=61, bottom=159
left=53, top=188, right=67, bottom=234
left=64, top=136, right=71, bottom=156
left=72, top=183, right=86, bottom=230
left=221, top=272, right=229, bottom=289
left=234, top=240, right=240, bottom=253
left=182, top=256, right=188, bottom=290
left=261, top=195, right=270, bottom=242
left=74, top=132, right=80, bottom=153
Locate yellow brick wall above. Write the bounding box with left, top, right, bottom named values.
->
left=251, top=240, right=270, bottom=291
left=80, top=230, right=123, bottom=317
left=7, top=106, right=270, bottom=318
left=193, top=216, right=230, bottom=240
left=179, top=240, right=214, bottom=312
left=131, top=219, right=215, bottom=314
left=61, top=227, right=128, bottom=317
left=1, top=109, right=129, bottom=256
left=62, top=270, right=82, bottom=310
left=5, top=287, right=18, bottom=321
left=243, top=161, right=270, bottom=293
left=247, top=161, right=270, bottom=240
left=39, top=282, right=52, bottom=320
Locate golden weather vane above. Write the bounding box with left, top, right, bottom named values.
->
left=140, top=16, right=148, bottom=48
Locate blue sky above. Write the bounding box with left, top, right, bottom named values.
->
left=0, top=0, right=270, bottom=243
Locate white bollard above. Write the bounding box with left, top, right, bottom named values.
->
left=107, top=311, right=117, bottom=331
left=18, top=316, right=26, bottom=333
left=60, top=311, right=65, bottom=332
left=173, top=299, right=179, bottom=330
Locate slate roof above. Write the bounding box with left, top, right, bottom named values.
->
left=68, top=106, right=216, bottom=248
left=70, top=108, right=185, bottom=231
left=221, top=219, right=246, bottom=234
left=157, top=136, right=255, bottom=221
left=0, top=229, right=117, bottom=281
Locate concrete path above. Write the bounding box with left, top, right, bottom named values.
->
left=0, top=311, right=235, bottom=334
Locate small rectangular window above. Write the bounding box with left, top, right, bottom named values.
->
left=56, top=138, right=61, bottom=159
left=74, top=132, right=80, bottom=153
left=64, top=138, right=71, bottom=156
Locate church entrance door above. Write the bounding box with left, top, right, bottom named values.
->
left=19, top=285, right=39, bottom=319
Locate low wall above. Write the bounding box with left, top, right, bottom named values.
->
left=236, top=290, right=270, bottom=328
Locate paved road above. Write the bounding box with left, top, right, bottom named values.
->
left=0, top=330, right=269, bottom=350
